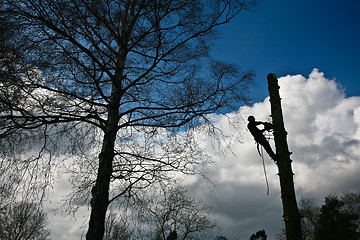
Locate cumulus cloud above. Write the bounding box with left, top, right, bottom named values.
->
left=186, top=68, right=360, bottom=239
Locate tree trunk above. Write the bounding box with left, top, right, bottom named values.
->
left=86, top=86, right=120, bottom=240
left=86, top=134, right=115, bottom=240
left=267, top=73, right=303, bottom=240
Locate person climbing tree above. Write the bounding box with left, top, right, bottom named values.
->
left=247, top=116, right=277, bottom=162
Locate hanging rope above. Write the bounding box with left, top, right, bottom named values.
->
left=260, top=145, right=270, bottom=195
left=256, top=130, right=273, bottom=195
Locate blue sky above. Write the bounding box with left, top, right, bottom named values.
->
left=213, top=0, right=360, bottom=102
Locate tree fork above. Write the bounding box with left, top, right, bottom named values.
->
left=267, top=73, right=303, bottom=240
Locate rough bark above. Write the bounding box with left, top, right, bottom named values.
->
left=267, top=73, right=303, bottom=240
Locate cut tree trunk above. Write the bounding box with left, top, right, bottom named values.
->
left=267, top=73, right=303, bottom=240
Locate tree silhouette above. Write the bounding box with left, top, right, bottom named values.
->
left=299, top=197, right=320, bottom=240
left=104, top=183, right=216, bottom=239
left=315, top=196, right=359, bottom=240
left=0, top=202, right=50, bottom=240
left=1, top=1, right=256, bottom=239
left=276, top=193, right=360, bottom=240
left=250, top=230, right=267, bottom=240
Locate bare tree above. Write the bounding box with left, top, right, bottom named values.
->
left=140, top=184, right=217, bottom=240
left=1, top=0, right=256, bottom=239
left=0, top=11, right=55, bottom=206
left=0, top=201, right=50, bottom=240
left=104, top=183, right=217, bottom=240
left=103, top=212, right=133, bottom=240
left=299, top=198, right=320, bottom=240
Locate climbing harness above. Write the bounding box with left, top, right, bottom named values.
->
left=247, top=117, right=275, bottom=195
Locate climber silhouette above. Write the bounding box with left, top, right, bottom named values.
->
left=247, top=116, right=277, bottom=161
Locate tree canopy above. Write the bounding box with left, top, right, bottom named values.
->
left=250, top=230, right=267, bottom=240
left=315, top=195, right=359, bottom=240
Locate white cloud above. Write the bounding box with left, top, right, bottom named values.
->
left=185, top=68, right=360, bottom=239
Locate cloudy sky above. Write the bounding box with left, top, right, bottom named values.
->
left=47, top=70, right=360, bottom=239
left=199, top=1, right=360, bottom=238
left=44, top=1, right=360, bottom=239
left=188, top=69, right=360, bottom=239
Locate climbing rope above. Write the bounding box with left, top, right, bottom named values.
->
left=257, top=128, right=273, bottom=195
left=260, top=145, right=270, bottom=195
